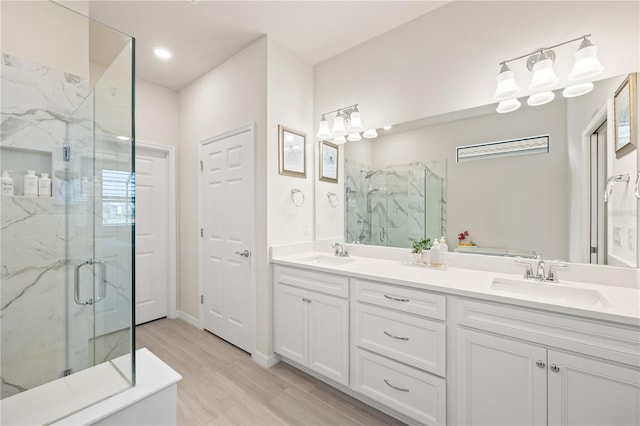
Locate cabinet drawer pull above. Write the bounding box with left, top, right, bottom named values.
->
left=550, top=364, right=560, bottom=372
left=536, top=360, right=546, bottom=368
left=383, top=294, right=410, bottom=302
left=384, top=331, right=409, bottom=341
left=384, top=379, right=410, bottom=392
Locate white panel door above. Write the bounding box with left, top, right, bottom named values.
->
left=456, top=328, right=547, bottom=426
left=548, top=350, right=640, bottom=426
left=201, top=127, right=253, bottom=352
left=308, top=291, right=349, bottom=385
left=274, top=284, right=309, bottom=365
left=135, top=147, right=169, bottom=324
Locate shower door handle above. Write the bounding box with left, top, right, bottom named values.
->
left=74, top=259, right=108, bottom=305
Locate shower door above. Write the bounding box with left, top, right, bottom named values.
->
left=65, top=39, right=134, bottom=378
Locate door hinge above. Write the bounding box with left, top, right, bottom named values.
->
left=200, top=160, right=203, bottom=171
left=591, top=246, right=598, bottom=254
left=200, top=295, right=203, bottom=304
left=63, top=146, right=71, bottom=162
left=200, top=228, right=204, bottom=237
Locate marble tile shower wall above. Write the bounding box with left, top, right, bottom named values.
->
left=0, top=53, right=93, bottom=398
left=345, top=160, right=446, bottom=249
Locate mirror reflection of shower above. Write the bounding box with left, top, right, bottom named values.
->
left=345, top=159, right=446, bottom=248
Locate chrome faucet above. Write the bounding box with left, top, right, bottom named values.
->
left=333, top=243, right=349, bottom=257
left=515, top=253, right=568, bottom=282
left=534, top=253, right=546, bottom=281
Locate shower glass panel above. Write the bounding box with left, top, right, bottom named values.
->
left=0, top=2, right=134, bottom=423
left=345, top=160, right=446, bottom=249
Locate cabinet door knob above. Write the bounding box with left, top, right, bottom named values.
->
left=536, top=360, right=546, bottom=368
left=550, top=364, right=560, bottom=372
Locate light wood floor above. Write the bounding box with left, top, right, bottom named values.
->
left=136, top=318, right=404, bottom=426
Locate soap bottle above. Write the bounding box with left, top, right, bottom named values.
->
left=1, top=171, right=14, bottom=196
left=38, top=173, right=51, bottom=197
left=440, top=236, right=449, bottom=253
left=24, top=170, right=38, bottom=197
left=430, top=237, right=442, bottom=267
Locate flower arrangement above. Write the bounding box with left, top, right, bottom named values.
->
left=457, top=230, right=471, bottom=246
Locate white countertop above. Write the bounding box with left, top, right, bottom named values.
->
left=272, top=251, right=640, bottom=327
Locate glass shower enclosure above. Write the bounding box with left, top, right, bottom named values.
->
left=345, top=160, right=447, bottom=248
left=1, top=2, right=135, bottom=423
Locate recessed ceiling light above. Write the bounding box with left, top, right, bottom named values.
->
left=383, top=125, right=392, bottom=130
left=154, top=47, right=173, bottom=60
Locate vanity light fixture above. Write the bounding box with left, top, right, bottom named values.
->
left=527, top=91, right=555, bottom=107
left=362, top=129, right=378, bottom=139
left=494, top=34, right=604, bottom=113
left=333, top=135, right=347, bottom=145
left=317, top=104, right=364, bottom=142
left=347, top=133, right=362, bottom=142
left=496, top=98, right=521, bottom=114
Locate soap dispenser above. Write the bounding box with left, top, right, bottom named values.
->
left=430, top=237, right=442, bottom=267
left=440, top=236, right=449, bottom=253
left=24, top=170, right=38, bottom=197
left=1, top=171, right=14, bottom=196
left=39, top=173, right=51, bottom=197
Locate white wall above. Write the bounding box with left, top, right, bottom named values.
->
left=350, top=100, right=568, bottom=260
left=315, top=0, right=639, bottom=243
left=176, top=36, right=313, bottom=356
left=265, top=39, right=314, bottom=354
left=0, top=1, right=89, bottom=79
left=135, top=79, right=179, bottom=149
left=177, top=38, right=268, bottom=340
left=267, top=39, right=314, bottom=246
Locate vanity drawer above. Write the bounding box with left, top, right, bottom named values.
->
left=352, top=348, right=446, bottom=426
left=456, top=298, right=640, bottom=367
left=275, top=265, right=348, bottom=298
left=353, top=279, right=446, bottom=320
left=354, top=303, right=446, bottom=376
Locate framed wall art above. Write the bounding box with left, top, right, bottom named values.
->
left=614, top=73, right=637, bottom=158
left=319, top=140, right=338, bottom=183
left=278, top=125, right=306, bottom=177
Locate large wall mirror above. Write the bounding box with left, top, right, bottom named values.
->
left=319, top=73, right=638, bottom=268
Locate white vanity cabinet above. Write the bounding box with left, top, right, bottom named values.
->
left=274, top=266, right=349, bottom=386
left=351, top=279, right=447, bottom=426
left=455, top=298, right=640, bottom=426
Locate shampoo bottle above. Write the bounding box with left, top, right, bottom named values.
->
left=24, top=170, right=38, bottom=197
left=430, top=237, right=442, bottom=267
left=39, top=173, right=51, bottom=197
left=1, top=171, right=14, bottom=196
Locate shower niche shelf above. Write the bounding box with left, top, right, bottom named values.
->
left=0, top=146, right=53, bottom=196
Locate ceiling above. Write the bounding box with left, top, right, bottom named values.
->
left=82, top=1, right=449, bottom=91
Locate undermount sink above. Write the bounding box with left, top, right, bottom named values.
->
left=299, top=255, right=356, bottom=266
left=490, top=277, right=611, bottom=308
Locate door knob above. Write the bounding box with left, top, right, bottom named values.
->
left=536, top=360, right=546, bottom=368
left=235, top=250, right=250, bottom=258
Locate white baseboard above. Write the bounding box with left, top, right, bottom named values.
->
left=251, top=351, right=281, bottom=369
left=176, top=310, right=201, bottom=329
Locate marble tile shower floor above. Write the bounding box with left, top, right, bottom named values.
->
left=136, top=318, right=404, bottom=426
